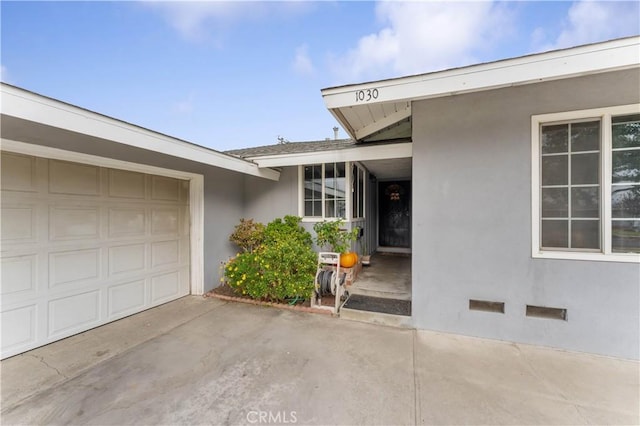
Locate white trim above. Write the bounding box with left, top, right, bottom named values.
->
left=1, top=139, right=207, bottom=293
left=323, top=37, right=640, bottom=141
left=323, top=37, right=640, bottom=108
left=530, top=104, right=640, bottom=264
left=1, top=84, right=280, bottom=181
left=248, top=142, right=412, bottom=168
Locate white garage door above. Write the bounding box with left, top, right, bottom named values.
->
left=1, top=152, right=191, bottom=358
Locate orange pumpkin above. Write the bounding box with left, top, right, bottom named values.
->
left=340, top=252, right=358, bottom=268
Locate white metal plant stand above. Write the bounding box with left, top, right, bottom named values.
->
left=311, top=252, right=349, bottom=314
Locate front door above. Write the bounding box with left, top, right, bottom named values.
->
left=379, top=181, right=411, bottom=248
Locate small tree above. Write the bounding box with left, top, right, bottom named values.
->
left=229, top=218, right=265, bottom=253
left=313, top=219, right=359, bottom=253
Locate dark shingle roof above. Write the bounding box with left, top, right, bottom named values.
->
left=225, top=138, right=357, bottom=159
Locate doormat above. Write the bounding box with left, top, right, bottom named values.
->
left=343, top=294, right=411, bottom=316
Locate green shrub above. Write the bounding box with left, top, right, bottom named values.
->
left=229, top=218, right=265, bottom=253
left=313, top=219, right=359, bottom=253
left=223, top=216, right=316, bottom=302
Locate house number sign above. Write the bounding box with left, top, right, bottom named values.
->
left=354, top=88, right=379, bottom=102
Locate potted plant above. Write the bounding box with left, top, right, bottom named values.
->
left=313, top=219, right=359, bottom=268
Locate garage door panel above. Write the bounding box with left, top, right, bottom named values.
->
left=107, top=279, right=146, bottom=318
left=48, top=160, right=100, bottom=196
left=49, top=249, right=101, bottom=288
left=1, top=153, right=190, bottom=358
left=1, top=254, right=37, bottom=297
left=1, top=153, right=37, bottom=192
left=109, top=207, right=146, bottom=238
left=1, top=205, right=37, bottom=243
left=108, top=244, right=146, bottom=276
left=151, top=271, right=180, bottom=303
left=108, top=169, right=146, bottom=199
left=151, top=208, right=179, bottom=235
left=48, top=290, right=101, bottom=337
left=151, top=240, right=179, bottom=268
left=151, top=176, right=180, bottom=201
left=1, top=304, right=37, bottom=351
left=49, top=206, right=100, bottom=241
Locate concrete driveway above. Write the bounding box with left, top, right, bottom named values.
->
left=1, top=296, right=638, bottom=425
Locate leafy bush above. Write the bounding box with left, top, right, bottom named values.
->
left=223, top=216, right=316, bottom=302
left=229, top=218, right=265, bottom=253
left=313, top=219, right=359, bottom=253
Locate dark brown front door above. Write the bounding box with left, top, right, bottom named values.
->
left=379, top=181, right=411, bottom=248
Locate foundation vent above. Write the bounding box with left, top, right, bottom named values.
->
left=469, top=299, right=505, bottom=314
left=526, top=305, right=567, bottom=321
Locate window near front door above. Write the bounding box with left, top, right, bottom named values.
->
left=303, top=163, right=346, bottom=218
left=533, top=105, right=640, bottom=262
left=352, top=164, right=365, bottom=219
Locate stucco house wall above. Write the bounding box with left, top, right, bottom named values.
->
left=242, top=166, right=299, bottom=223
left=411, top=68, right=640, bottom=359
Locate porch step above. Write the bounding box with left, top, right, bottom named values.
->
left=340, top=307, right=412, bottom=328
left=340, top=294, right=412, bottom=328
left=349, top=286, right=411, bottom=301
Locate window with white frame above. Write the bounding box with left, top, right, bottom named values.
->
left=533, top=105, right=640, bottom=261
left=352, top=164, right=366, bottom=219
left=302, top=163, right=346, bottom=218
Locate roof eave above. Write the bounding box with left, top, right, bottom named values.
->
left=0, top=83, right=280, bottom=181
left=322, top=36, right=640, bottom=141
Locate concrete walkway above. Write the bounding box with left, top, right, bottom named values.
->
left=351, top=253, right=411, bottom=300
left=1, top=296, right=638, bottom=425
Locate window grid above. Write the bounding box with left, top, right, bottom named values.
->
left=303, top=163, right=346, bottom=219
left=540, top=121, right=601, bottom=251
left=533, top=105, right=640, bottom=261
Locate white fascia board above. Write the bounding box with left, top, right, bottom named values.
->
left=248, top=142, right=412, bottom=168
left=322, top=37, right=640, bottom=109
left=0, top=85, right=280, bottom=181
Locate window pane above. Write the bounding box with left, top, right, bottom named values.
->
left=542, top=188, right=568, bottom=217
left=541, top=155, right=568, bottom=185
left=358, top=170, right=364, bottom=218
left=612, top=220, right=640, bottom=253
left=612, top=150, right=640, bottom=184
left=352, top=165, right=358, bottom=219
left=541, top=125, right=568, bottom=154
left=313, top=201, right=321, bottom=216
left=571, top=121, right=600, bottom=152
left=613, top=114, right=640, bottom=149
left=542, top=220, right=568, bottom=248
left=335, top=162, right=346, bottom=197
left=305, top=201, right=314, bottom=217
left=571, top=220, right=600, bottom=249
left=336, top=200, right=346, bottom=219
left=325, top=199, right=335, bottom=218
left=612, top=185, right=640, bottom=218
left=571, top=187, right=599, bottom=218
left=571, top=153, right=599, bottom=185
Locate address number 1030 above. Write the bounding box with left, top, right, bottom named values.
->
left=355, top=88, right=379, bottom=102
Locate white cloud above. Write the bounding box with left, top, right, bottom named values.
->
left=292, top=44, right=314, bottom=76
left=330, top=1, right=513, bottom=82
left=144, top=1, right=314, bottom=42
left=535, top=1, right=640, bottom=51
left=0, top=65, right=12, bottom=84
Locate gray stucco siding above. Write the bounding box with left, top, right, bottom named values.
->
left=411, top=68, right=640, bottom=359
left=242, top=166, right=299, bottom=223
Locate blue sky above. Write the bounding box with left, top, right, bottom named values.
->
left=1, top=1, right=639, bottom=151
